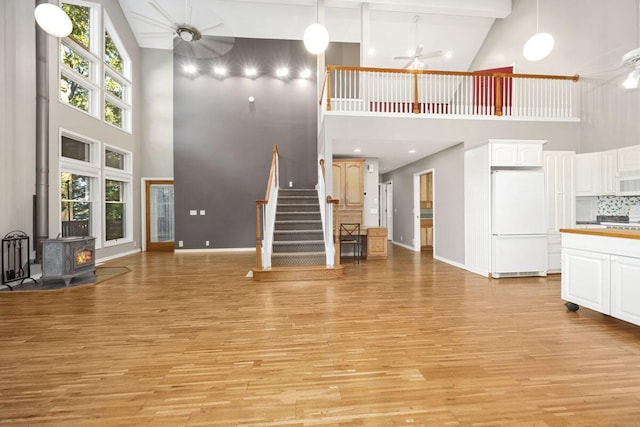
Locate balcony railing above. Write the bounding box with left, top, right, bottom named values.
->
left=321, top=66, right=580, bottom=119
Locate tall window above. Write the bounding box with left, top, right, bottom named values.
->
left=60, top=172, right=92, bottom=238
left=105, top=179, right=125, bottom=241
left=59, top=1, right=132, bottom=132
left=59, top=132, right=133, bottom=248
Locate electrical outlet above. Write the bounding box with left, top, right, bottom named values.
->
left=288, top=181, right=293, bottom=188
left=178, top=240, right=184, bottom=247
left=400, top=235, right=403, bottom=241
left=133, top=241, right=136, bottom=247
left=205, top=240, right=209, bottom=246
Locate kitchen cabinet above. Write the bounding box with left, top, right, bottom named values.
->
left=490, top=140, right=544, bottom=167
left=332, top=159, right=364, bottom=225
left=617, top=144, right=640, bottom=173
left=543, top=151, right=575, bottom=273
left=561, top=229, right=640, bottom=326
left=420, top=220, right=433, bottom=248
left=575, top=152, right=601, bottom=196
left=611, top=255, right=640, bottom=326
left=601, top=149, right=618, bottom=195
left=420, top=173, right=433, bottom=208
left=366, top=227, right=387, bottom=259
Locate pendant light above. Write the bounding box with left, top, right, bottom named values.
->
left=523, top=0, right=554, bottom=61
left=34, top=2, right=73, bottom=37
left=304, top=0, right=329, bottom=54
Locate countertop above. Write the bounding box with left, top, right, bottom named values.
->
left=560, top=228, right=640, bottom=240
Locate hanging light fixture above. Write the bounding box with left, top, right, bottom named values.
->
left=523, top=0, right=554, bottom=61
left=623, top=66, right=640, bottom=89
left=34, top=3, right=73, bottom=37
left=303, top=1, right=329, bottom=55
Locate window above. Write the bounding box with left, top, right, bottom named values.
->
left=59, top=1, right=132, bottom=132
left=105, top=179, right=126, bottom=241
left=60, top=172, right=92, bottom=238
left=59, top=132, right=134, bottom=247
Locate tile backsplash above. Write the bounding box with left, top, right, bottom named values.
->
left=597, top=196, right=640, bottom=215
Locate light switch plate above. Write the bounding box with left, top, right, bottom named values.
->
left=189, top=210, right=197, bottom=216
left=199, top=210, right=205, bottom=215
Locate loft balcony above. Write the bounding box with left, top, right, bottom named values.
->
left=320, top=66, right=581, bottom=121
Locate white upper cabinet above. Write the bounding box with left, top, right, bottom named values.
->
left=575, top=152, right=601, bottom=196
left=617, top=144, right=640, bottom=173
left=490, top=140, right=544, bottom=167
left=600, top=149, right=618, bottom=195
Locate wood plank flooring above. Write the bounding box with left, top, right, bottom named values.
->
left=1, top=244, right=640, bottom=426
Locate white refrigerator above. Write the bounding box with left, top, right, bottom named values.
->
left=491, top=170, right=547, bottom=278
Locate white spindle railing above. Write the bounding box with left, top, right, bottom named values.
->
left=255, top=145, right=279, bottom=269
left=316, top=159, right=335, bottom=266
left=322, top=66, right=579, bottom=119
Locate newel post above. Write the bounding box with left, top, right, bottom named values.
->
left=494, top=74, right=503, bottom=117
left=326, top=67, right=332, bottom=112
left=412, top=72, right=420, bottom=114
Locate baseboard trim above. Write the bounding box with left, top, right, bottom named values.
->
left=175, top=247, right=254, bottom=253
left=97, top=248, right=141, bottom=264
left=391, top=241, right=416, bottom=251
left=433, top=255, right=467, bottom=271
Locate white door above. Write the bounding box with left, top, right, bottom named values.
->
left=379, top=182, right=393, bottom=241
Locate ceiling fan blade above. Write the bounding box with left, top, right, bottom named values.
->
left=414, top=44, right=424, bottom=56
left=403, top=59, right=414, bottom=69
left=200, top=36, right=235, bottom=57
left=394, top=55, right=412, bottom=60
left=173, top=36, right=235, bottom=59
left=130, top=11, right=175, bottom=31
left=199, top=22, right=224, bottom=33
left=418, top=50, right=443, bottom=60
left=148, top=0, right=178, bottom=27
left=173, top=39, right=196, bottom=58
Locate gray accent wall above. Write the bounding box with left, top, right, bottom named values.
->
left=173, top=38, right=317, bottom=249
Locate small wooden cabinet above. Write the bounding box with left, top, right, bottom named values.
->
left=420, top=173, right=432, bottom=208
left=366, top=227, right=387, bottom=259
left=420, top=220, right=433, bottom=249
left=332, top=159, right=364, bottom=225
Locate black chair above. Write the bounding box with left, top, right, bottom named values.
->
left=340, top=223, right=361, bottom=263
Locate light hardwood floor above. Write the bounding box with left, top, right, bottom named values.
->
left=1, top=245, right=640, bottom=426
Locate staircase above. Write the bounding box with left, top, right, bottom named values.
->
left=252, top=188, right=344, bottom=281
left=272, top=189, right=325, bottom=267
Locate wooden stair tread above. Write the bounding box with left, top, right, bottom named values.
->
left=252, top=265, right=345, bottom=281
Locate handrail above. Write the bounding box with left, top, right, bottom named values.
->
left=321, top=65, right=580, bottom=118
left=327, top=196, right=340, bottom=266
left=255, top=144, right=279, bottom=269
left=326, top=65, right=579, bottom=81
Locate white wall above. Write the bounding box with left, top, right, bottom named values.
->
left=0, top=1, right=36, bottom=241
left=141, top=48, right=173, bottom=178
left=471, top=0, right=640, bottom=153
left=0, top=0, right=142, bottom=261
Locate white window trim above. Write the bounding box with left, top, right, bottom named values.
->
left=104, top=144, right=132, bottom=174
left=103, top=172, right=133, bottom=247
left=103, top=12, right=132, bottom=133
left=59, top=128, right=101, bottom=169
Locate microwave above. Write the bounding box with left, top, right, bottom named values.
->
left=616, top=171, right=640, bottom=196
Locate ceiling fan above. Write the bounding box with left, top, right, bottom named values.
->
left=393, top=15, right=442, bottom=69
left=130, top=0, right=234, bottom=59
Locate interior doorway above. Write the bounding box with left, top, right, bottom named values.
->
left=144, top=180, right=175, bottom=251
left=379, top=181, right=393, bottom=241
left=413, top=170, right=434, bottom=253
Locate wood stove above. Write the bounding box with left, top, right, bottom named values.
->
left=42, top=237, right=96, bottom=286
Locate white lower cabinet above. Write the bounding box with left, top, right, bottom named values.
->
left=561, top=232, right=640, bottom=326
left=561, top=248, right=610, bottom=314
left=610, top=255, right=640, bottom=326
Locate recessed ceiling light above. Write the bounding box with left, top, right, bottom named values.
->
left=184, top=64, right=197, bottom=74
left=408, top=149, right=416, bottom=154
left=445, top=51, right=453, bottom=59
left=213, top=66, right=227, bottom=76
left=276, top=67, right=289, bottom=78
left=299, top=69, right=311, bottom=79
left=244, top=67, right=257, bottom=77
left=368, top=47, right=376, bottom=56
left=354, top=148, right=362, bottom=153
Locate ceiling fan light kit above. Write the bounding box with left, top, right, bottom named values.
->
left=523, top=0, right=554, bottom=61
left=34, top=3, right=73, bottom=37
left=622, top=47, right=640, bottom=89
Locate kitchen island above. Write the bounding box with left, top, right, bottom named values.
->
left=560, top=228, right=640, bottom=326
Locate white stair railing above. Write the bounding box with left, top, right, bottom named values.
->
left=317, top=159, right=335, bottom=266
left=255, top=145, right=279, bottom=269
